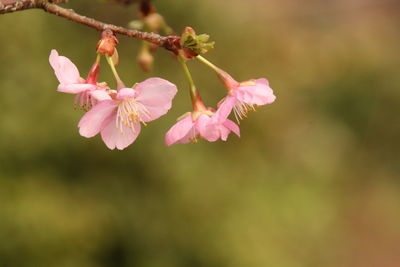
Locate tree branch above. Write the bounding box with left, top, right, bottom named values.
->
left=0, top=0, right=66, bottom=12
left=0, top=0, right=181, bottom=52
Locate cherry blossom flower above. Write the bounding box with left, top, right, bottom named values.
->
left=217, top=74, right=276, bottom=123
left=165, top=101, right=240, bottom=146
left=195, top=56, right=276, bottom=123
left=78, top=78, right=177, bottom=150
left=49, top=49, right=108, bottom=109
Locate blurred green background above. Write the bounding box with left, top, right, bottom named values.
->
left=1, top=0, right=400, bottom=266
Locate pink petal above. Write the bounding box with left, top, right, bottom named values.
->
left=135, top=78, right=178, bottom=122
left=219, top=126, right=231, bottom=141
left=215, top=96, right=236, bottom=123
left=78, top=100, right=117, bottom=138
left=91, top=90, right=112, bottom=101
left=195, top=114, right=220, bottom=142
left=223, top=119, right=240, bottom=137
left=236, top=79, right=276, bottom=105
left=100, top=114, right=141, bottom=150
left=116, top=88, right=136, bottom=100
left=49, top=49, right=81, bottom=85
left=57, top=83, right=95, bottom=94
left=256, top=78, right=269, bottom=85
left=165, top=114, right=195, bottom=146
left=173, top=126, right=197, bottom=145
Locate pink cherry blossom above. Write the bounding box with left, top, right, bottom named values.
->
left=78, top=78, right=177, bottom=150
left=49, top=49, right=108, bottom=109
left=165, top=105, right=240, bottom=146
left=217, top=75, right=276, bottom=122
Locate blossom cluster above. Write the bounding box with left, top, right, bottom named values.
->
left=49, top=47, right=276, bottom=150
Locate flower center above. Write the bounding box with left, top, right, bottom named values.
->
left=116, top=98, right=151, bottom=133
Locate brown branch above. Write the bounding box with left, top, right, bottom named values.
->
left=0, top=0, right=181, bottom=52
left=0, top=0, right=66, bottom=12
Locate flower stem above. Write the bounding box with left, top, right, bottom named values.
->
left=106, top=55, right=125, bottom=89
left=96, top=53, right=101, bottom=64
left=178, top=55, right=198, bottom=105
left=196, top=55, right=222, bottom=73
left=140, top=40, right=150, bottom=52
left=196, top=55, right=236, bottom=89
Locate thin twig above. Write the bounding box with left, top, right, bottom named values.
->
left=0, top=0, right=181, bottom=52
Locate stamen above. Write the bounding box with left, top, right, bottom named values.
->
left=189, top=128, right=198, bottom=143
left=116, top=98, right=151, bottom=135
left=74, top=91, right=93, bottom=111
left=232, top=100, right=257, bottom=123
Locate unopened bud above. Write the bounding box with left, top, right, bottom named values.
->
left=137, top=49, right=154, bottom=72
left=144, top=13, right=165, bottom=32
left=96, top=29, right=119, bottom=56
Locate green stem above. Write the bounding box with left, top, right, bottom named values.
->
left=96, top=53, right=101, bottom=64
left=196, top=55, right=235, bottom=90
left=141, top=40, right=150, bottom=52
left=106, top=55, right=125, bottom=89
left=196, top=55, right=222, bottom=73
left=178, top=55, right=198, bottom=104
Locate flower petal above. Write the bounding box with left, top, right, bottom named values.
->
left=215, top=95, right=236, bottom=122
left=100, top=114, right=141, bottom=150
left=195, top=114, right=220, bottom=142
left=223, top=119, right=240, bottom=137
left=255, top=78, right=269, bottom=86
left=78, top=100, right=117, bottom=138
left=165, top=114, right=195, bottom=146
left=57, top=83, right=95, bottom=94
left=219, top=126, right=231, bottom=141
left=91, top=90, right=112, bottom=101
left=236, top=78, right=276, bottom=105
left=135, top=78, right=178, bottom=122
left=116, top=88, right=136, bottom=100
left=49, top=49, right=81, bottom=85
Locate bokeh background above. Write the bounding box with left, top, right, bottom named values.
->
left=1, top=0, right=400, bottom=266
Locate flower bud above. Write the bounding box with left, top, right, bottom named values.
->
left=144, top=13, right=165, bottom=32
left=96, top=29, right=119, bottom=57
left=137, top=48, right=154, bottom=72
